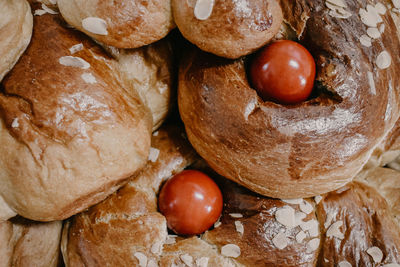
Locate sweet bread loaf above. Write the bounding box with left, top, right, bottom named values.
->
left=0, top=3, right=153, bottom=221
left=61, top=125, right=400, bottom=266
left=178, top=0, right=400, bottom=198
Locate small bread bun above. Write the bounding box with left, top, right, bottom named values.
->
left=0, top=0, right=32, bottom=81
left=57, top=0, right=175, bottom=49
left=0, top=6, right=152, bottom=221
left=0, top=218, right=62, bottom=267
left=178, top=0, right=400, bottom=198
left=172, top=0, right=283, bottom=59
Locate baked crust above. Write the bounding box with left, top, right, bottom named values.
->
left=0, top=6, right=152, bottom=221
left=57, top=0, right=175, bottom=49
left=178, top=0, right=400, bottom=198
left=0, top=0, right=33, bottom=81
left=172, top=0, right=283, bottom=59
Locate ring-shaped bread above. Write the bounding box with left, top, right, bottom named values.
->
left=178, top=0, right=400, bottom=198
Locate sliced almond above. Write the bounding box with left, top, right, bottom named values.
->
left=221, top=244, right=241, bottom=258
left=235, top=221, right=244, bottom=235
left=382, top=264, right=400, bottom=267
left=147, top=260, right=158, bottom=267
left=366, top=246, right=383, bottom=263
left=11, top=118, right=19, bottom=128
left=41, top=3, right=58, bottom=14
left=360, top=34, right=372, bottom=47
left=165, top=235, right=177, bottom=245
left=81, top=73, right=97, bottom=84
left=367, top=27, right=381, bottom=39
left=393, top=0, right=400, bottom=9
left=306, top=238, right=320, bottom=253
left=301, top=219, right=319, bottom=238
left=296, top=230, right=307, bottom=243
left=34, top=9, right=47, bottom=16
left=376, top=51, right=391, bottom=69
left=367, top=71, right=376, bottom=95
left=272, top=232, right=288, bottom=250
left=300, top=200, right=314, bottom=214
left=326, top=0, right=347, bottom=8
left=196, top=257, right=209, bottom=267
left=314, top=195, right=323, bottom=204
left=338, top=261, right=352, bottom=267
left=134, top=252, right=148, bottom=267
left=281, top=198, right=303, bottom=205
left=148, top=147, right=160, bottom=163
left=326, top=221, right=344, bottom=239
left=194, top=0, right=215, bottom=20
left=229, top=213, right=243, bottom=218
left=69, top=43, right=84, bottom=54
left=375, top=2, right=387, bottom=14
left=59, top=56, right=90, bottom=69
left=275, top=206, right=296, bottom=228
left=379, top=24, right=385, bottom=33
left=82, top=17, right=108, bottom=35
left=180, top=254, right=193, bottom=267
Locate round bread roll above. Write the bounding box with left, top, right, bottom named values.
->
left=0, top=4, right=153, bottom=221
left=57, top=0, right=175, bottom=49
left=0, top=218, right=62, bottom=267
left=172, top=0, right=283, bottom=59
left=0, top=0, right=32, bottom=81
left=178, top=0, right=400, bottom=198
left=61, top=125, right=400, bottom=266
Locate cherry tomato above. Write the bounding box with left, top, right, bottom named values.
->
left=158, top=170, right=223, bottom=235
left=250, top=40, right=316, bottom=104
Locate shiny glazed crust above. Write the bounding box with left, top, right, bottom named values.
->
left=57, top=0, right=175, bottom=49
left=178, top=0, right=400, bottom=198
left=172, top=0, right=283, bottom=59
left=61, top=126, right=400, bottom=266
left=0, top=6, right=153, bottom=221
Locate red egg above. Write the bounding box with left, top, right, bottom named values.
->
left=158, top=170, right=223, bottom=235
left=250, top=40, right=316, bottom=104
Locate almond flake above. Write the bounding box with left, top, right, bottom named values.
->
left=359, top=7, right=379, bottom=27
left=326, top=0, right=347, bottom=8
left=376, top=51, right=391, bottom=69
left=244, top=98, right=257, bottom=120
left=295, top=211, right=307, bottom=226
left=194, top=0, right=215, bottom=20
left=367, top=71, right=376, bottom=95
left=272, top=232, right=288, bottom=250
left=306, top=238, right=320, bottom=253
left=383, top=264, right=400, bottom=267
left=376, top=3, right=387, bottom=14
left=196, top=257, right=209, bottom=267
left=221, top=244, right=241, bottom=258
left=360, top=34, right=372, bottom=47
left=147, top=260, right=158, bottom=267
left=11, top=118, right=19, bottom=128
left=339, top=261, right=352, bottom=267
left=314, top=195, right=323, bottom=204
left=329, top=8, right=352, bottom=18
left=180, top=254, right=193, bottom=266
left=34, top=9, right=47, bottom=16
left=366, top=246, right=383, bottom=263
left=229, top=213, right=243, bottom=218
left=393, top=0, right=400, bottom=9
left=296, top=231, right=307, bottom=243
left=214, top=219, right=222, bottom=228
left=69, top=43, right=84, bottom=54
left=300, top=200, right=314, bottom=214
left=59, top=56, right=90, bottom=69
left=379, top=24, right=385, bottom=33
left=82, top=17, right=108, bottom=35
left=134, top=252, right=148, bottom=267
left=148, top=147, right=160, bottom=162
left=281, top=198, right=303, bottom=205
left=326, top=221, right=344, bottom=239
left=153, top=131, right=159, bottom=136
left=275, top=206, right=296, bottom=228
left=151, top=242, right=162, bottom=254
left=235, top=221, right=244, bottom=235
left=301, top=219, right=319, bottom=237
left=165, top=235, right=177, bottom=245
left=367, top=27, right=381, bottom=39
left=41, top=3, right=58, bottom=14
left=49, top=0, right=57, bottom=4
left=324, top=211, right=335, bottom=228
left=81, top=73, right=97, bottom=84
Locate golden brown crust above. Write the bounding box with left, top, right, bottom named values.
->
left=316, top=182, right=400, bottom=266
left=178, top=0, right=400, bottom=198
left=0, top=0, right=33, bottom=81
left=57, top=0, right=175, bottom=49
left=0, top=218, right=62, bottom=267
left=0, top=6, right=152, bottom=221
left=172, top=0, right=283, bottom=59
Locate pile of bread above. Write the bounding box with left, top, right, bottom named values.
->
left=1, top=0, right=399, bottom=266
